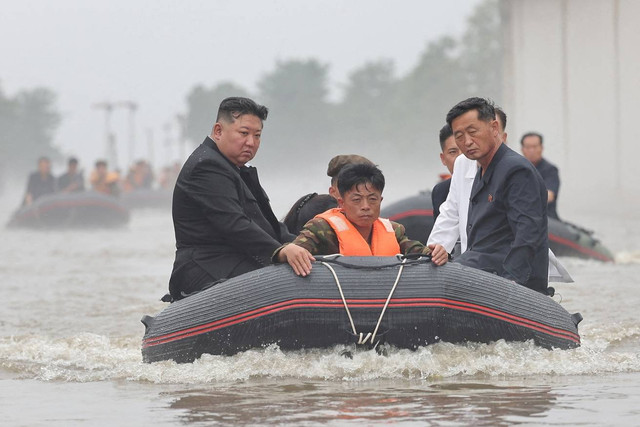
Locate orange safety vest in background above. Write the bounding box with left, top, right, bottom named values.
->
left=316, top=208, right=400, bottom=256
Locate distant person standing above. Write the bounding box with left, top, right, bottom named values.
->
left=90, top=160, right=120, bottom=195
left=521, top=132, right=561, bottom=220
left=57, top=157, right=85, bottom=193
left=431, top=124, right=460, bottom=220
left=23, top=156, right=56, bottom=206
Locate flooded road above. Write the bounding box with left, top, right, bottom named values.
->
left=1, top=189, right=639, bottom=426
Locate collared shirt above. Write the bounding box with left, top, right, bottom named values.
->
left=457, top=143, right=549, bottom=293
left=427, top=155, right=477, bottom=253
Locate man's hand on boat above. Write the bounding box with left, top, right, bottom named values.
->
left=428, top=243, right=449, bottom=266
left=278, top=244, right=316, bottom=277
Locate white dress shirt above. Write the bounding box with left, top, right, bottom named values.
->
left=427, top=155, right=477, bottom=253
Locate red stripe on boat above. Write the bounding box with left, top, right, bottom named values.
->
left=143, top=297, right=579, bottom=348
left=549, top=233, right=613, bottom=262
left=387, top=209, right=433, bottom=221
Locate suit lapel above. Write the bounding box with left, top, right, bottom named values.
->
left=469, top=144, right=507, bottom=202
left=469, top=167, right=485, bottom=202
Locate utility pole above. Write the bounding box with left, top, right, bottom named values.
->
left=146, top=128, right=155, bottom=168
left=117, top=101, right=138, bottom=168
left=175, top=114, right=187, bottom=161
left=92, top=101, right=117, bottom=169
left=163, top=121, right=173, bottom=163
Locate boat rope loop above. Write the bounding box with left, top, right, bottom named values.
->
left=320, top=257, right=408, bottom=347
left=317, top=253, right=430, bottom=270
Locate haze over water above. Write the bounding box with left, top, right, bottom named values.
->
left=0, top=0, right=479, bottom=170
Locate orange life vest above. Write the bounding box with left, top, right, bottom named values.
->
left=316, top=208, right=400, bottom=256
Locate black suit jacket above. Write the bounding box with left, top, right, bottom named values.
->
left=431, top=178, right=451, bottom=221
left=535, top=157, right=560, bottom=220
left=169, top=137, right=294, bottom=299
left=457, top=144, right=549, bottom=294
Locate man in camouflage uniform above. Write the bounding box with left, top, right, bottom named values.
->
left=288, top=215, right=432, bottom=256
left=275, top=163, right=449, bottom=276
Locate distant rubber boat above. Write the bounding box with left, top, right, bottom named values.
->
left=7, top=191, right=130, bottom=229
left=381, top=190, right=615, bottom=263
left=141, top=256, right=582, bottom=363
left=121, top=188, right=172, bottom=210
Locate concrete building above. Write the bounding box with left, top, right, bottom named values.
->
left=502, top=0, right=640, bottom=210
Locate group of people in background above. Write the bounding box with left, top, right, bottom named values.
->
left=21, top=156, right=181, bottom=206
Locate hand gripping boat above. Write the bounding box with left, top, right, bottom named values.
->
left=141, top=256, right=582, bottom=363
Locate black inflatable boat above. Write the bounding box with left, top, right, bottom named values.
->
left=7, top=191, right=130, bottom=229
left=141, top=256, right=581, bottom=363
left=381, top=190, right=614, bottom=262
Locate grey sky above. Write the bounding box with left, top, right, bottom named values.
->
left=1, top=0, right=480, bottom=169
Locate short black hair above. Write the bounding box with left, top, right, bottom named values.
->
left=95, top=160, right=107, bottom=167
left=68, top=157, right=78, bottom=166
left=439, top=124, right=453, bottom=150
left=520, top=132, right=544, bottom=146
left=446, top=97, right=496, bottom=129
left=216, top=97, right=268, bottom=123
left=495, top=106, right=507, bottom=131
left=337, top=163, right=385, bottom=196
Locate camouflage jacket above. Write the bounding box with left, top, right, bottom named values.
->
left=274, top=217, right=432, bottom=259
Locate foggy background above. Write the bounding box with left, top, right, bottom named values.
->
left=2, top=0, right=639, bottom=217
left=502, top=0, right=640, bottom=214
left=1, top=0, right=493, bottom=210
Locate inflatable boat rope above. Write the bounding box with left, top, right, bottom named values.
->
left=320, top=255, right=409, bottom=347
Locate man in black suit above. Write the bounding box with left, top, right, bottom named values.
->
left=431, top=124, right=459, bottom=220
left=168, top=97, right=300, bottom=300
left=23, top=156, right=56, bottom=206
left=447, top=97, right=549, bottom=294
left=521, top=132, right=561, bottom=220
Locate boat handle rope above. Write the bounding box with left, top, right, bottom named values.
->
left=320, top=257, right=408, bottom=346
left=317, top=253, right=430, bottom=269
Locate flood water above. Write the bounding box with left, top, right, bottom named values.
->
left=1, top=187, right=639, bottom=426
